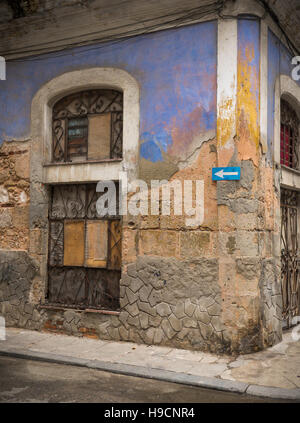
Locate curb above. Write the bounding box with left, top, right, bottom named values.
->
left=0, top=346, right=299, bottom=401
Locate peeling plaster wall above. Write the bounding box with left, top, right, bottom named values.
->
left=0, top=20, right=217, bottom=178
left=0, top=21, right=228, bottom=353
left=215, top=18, right=283, bottom=353
left=0, top=16, right=286, bottom=354
left=138, top=22, right=217, bottom=181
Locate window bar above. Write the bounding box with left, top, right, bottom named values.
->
left=64, top=118, right=68, bottom=163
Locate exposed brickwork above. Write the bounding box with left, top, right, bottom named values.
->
left=0, top=141, right=30, bottom=250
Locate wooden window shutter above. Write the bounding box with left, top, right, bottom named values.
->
left=85, top=220, right=108, bottom=268
left=63, top=220, right=85, bottom=266
left=88, top=114, right=111, bottom=160
left=109, top=220, right=122, bottom=270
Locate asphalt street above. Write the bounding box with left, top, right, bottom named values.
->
left=0, top=356, right=290, bottom=403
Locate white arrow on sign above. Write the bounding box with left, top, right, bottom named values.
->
left=215, top=169, right=238, bottom=179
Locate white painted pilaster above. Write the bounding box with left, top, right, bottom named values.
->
left=217, top=18, right=237, bottom=160
left=260, top=20, right=268, bottom=154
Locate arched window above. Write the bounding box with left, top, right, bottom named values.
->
left=280, top=99, right=300, bottom=169
left=30, top=68, right=139, bottom=310
left=52, top=89, right=123, bottom=163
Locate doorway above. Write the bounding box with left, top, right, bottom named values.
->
left=280, top=187, right=300, bottom=328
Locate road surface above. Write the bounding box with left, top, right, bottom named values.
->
left=0, top=356, right=288, bottom=403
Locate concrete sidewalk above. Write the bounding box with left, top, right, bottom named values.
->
left=0, top=326, right=299, bottom=401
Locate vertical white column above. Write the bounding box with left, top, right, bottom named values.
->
left=216, top=18, right=238, bottom=333
left=260, top=20, right=268, bottom=154
left=0, top=56, right=5, bottom=80
left=217, top=18, right=237, bottom=165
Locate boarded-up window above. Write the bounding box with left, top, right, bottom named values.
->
left=52, top=90, right=123, bottom=163
left=48, top=183, right=121, bottom=310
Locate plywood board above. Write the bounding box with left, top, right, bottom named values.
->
left=85, top=220, right=108, bottom=268
left=88, top=114, right=111, bottom=160
left=64, top=220, right=85, bottom=266
left=109, top=220, right=122, bottom=270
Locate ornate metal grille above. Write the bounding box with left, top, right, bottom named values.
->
left=280, top=188, right=300, bottom=327
left=280, top=99, right=300, bottom=170
left=52, top=89, right=123, bottom=162
left=47, top=184, right=121, bottom=311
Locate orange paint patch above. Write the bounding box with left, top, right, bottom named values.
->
left=237, top=110, right=259, bottom=165
left=263, top=167, right=276, bottom=231
left=217, top=146, right=235, bottom=168
left=169, top=139, right=218, bottom=231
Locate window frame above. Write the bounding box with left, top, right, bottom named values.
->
left=30, top=68, right=139, bottom=311
left=47, top=183, right=122, bottom=311
left=52, top=89, right=123, bottom=164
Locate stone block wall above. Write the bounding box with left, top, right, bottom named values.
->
left=117, top=256, right=225, bottom=352
left=0, top=133, right=283, bottom=355
left=0, top=250, right=44, bottom=329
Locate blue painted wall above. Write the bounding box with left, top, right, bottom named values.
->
left=0, top=21, right=217, bottom=165
left=267, top=29, right=300, bottom=162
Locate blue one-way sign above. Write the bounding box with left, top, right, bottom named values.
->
left=212, top=166, right=241, bottom=181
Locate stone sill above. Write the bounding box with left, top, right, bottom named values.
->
left=281, top=165, right=300, bottom=176
left=281, top=166, right=300, bottom=191
left=38, top=304, right=120, bottom=316
left=43, top=158, right=122, bottom=167
left=42, top=158, right=123, bottom=184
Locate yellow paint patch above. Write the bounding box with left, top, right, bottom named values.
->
left=217, top=97, right=235, bottom=147
left=237, top=45, right=260, bottom=166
